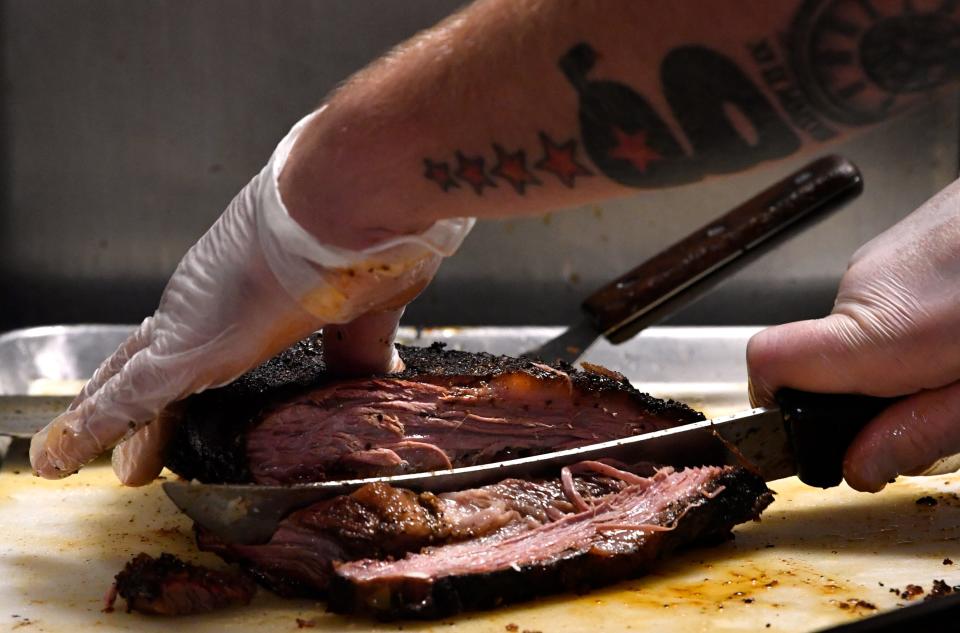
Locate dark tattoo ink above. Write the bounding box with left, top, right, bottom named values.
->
left=560, top=43, right=685, bottom=187
left=491, top=144, right=542, bottom=194
left=661, top=46, right=801, bottom=174
left=423, top=136, right=584, bottom=195
left=534, top=132, right=593, bottom=188
left=749, top=39, right=838, bottom=142
left=454, top=151, right=497, bottom=195
left=423, top=159, right=459, bottom=192
left=561, top=42, right=798, bottom=187
left=855, top=0, right=881, bottom=20
left=422, top=0, right=958, bottom=194
left=788, top=0, right=960, bottom=125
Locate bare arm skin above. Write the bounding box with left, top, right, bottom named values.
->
left=280, top=0, right=959, bottom=248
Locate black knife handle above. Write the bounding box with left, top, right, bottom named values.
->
left=777, top=388, right=898, bottom=488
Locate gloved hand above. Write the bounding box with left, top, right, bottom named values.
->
left=747, top=177, right=960, bottom=492
left=29, top=109, right=474, bottom=485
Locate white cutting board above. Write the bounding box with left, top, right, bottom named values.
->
left=1, top=453, right=960, bottom=633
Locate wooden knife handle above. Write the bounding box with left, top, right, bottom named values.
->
left=776, top=388, right=898, bottom=488
left=582, top=155, right=864, bottom=343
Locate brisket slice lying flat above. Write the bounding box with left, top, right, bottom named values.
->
left=329, top=466, right=773, bottom=619
left=195, top=467, right=635, bottom=597
left=105, top=553, right=256, bottom=616
left=165, top=337, right=704, bottom=484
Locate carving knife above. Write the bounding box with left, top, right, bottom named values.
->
left=163, top=389, right=896, bottom=546
left=525, top=155, right=864, bottom=364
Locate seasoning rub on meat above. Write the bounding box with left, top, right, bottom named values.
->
left=165, top=337, right=704, bottom=484
left=105, top=553, right=256, bottom=616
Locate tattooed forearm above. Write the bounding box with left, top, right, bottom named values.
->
left=454, top=151, right=497, bottom=195
left=534, top=133, right=593, bottom=188
left=491, top=144, right=541, bottom=194
left=749, top=39, right=838, bottom=142
left=570, top=42, right=801, bottom=187
left=788, top=0, right=959, bottom=125
left=425, top=133, right=592, bottom=194
left=422, top=0, right=958, bottom=196
left=423, top=159, right=459, bottom=192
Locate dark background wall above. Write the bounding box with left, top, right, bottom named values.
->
left=1, top=0, right=957, bottom=331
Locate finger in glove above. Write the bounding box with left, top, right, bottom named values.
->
left=322, top=308, right=406, bottom=376
left=843, top=380, right=960, bottom=492
left=112, top=405, right=183, bottom=487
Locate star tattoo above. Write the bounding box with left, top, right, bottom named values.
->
left=455, top=151, right=497, bottom=195
left=423, top=158, right=459, bottom=192
left=534, top=132, right=593, bottom=188
left=608, top=127, right=662, bottom=174
left=490, top=144, right=542, bottom=194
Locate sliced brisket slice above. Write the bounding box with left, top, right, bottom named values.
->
left=329, top=466, right=773, bottom=619
left=196, top=468, right=632, bottom=597
left=106, top=553, right=256, bottom=616
left=165, top=337, right=704, bottom=484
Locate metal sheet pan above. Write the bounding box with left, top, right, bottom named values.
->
left=0, top=324, right=759, bottom=413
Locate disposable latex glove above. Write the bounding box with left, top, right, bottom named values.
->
left=29, top=110, right=474, bottom=484
left=747, top=177, right=960, bottom=492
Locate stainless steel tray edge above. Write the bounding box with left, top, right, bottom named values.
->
left=0, top=324, right=764, bottom=413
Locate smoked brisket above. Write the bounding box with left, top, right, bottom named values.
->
left=195, top=467, right=634, bottom=597
left=158, top=337, right=772, bottom=620
left=329, top=465, right=773, bottom=619
left=106, top=553, right=256, bottom=616
left=164, top=337, right=703, bottom=484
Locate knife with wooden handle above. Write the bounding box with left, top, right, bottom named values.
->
left=526, top=154, right=864, bottom=362
left=163, top=388, right=897, bottom=546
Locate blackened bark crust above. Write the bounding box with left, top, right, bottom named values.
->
left=165, top=338, right=703, bottom=483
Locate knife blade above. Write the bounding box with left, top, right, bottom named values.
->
left=525, top=155, right=864, bottom=364
left=162, top=389, right=896, bottom=546
left=0, top=395, right=75, bottom=437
